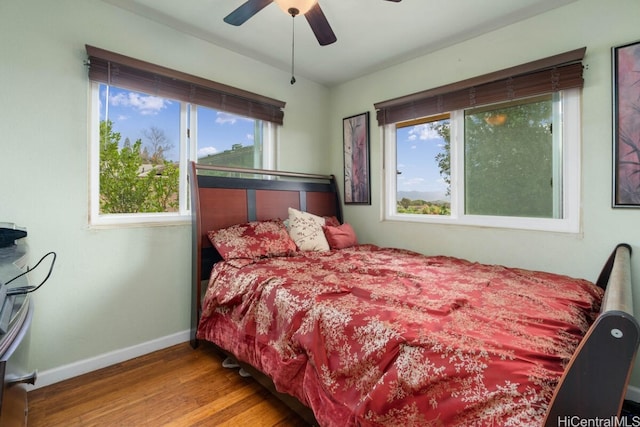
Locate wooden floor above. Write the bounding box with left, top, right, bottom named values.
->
left=28, top=342, right=310, bottom=426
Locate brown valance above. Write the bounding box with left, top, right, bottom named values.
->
left=374, top=47, right=586, bottom=126
left=85, top=45, right=286, bottom=125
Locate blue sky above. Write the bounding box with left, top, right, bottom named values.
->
left=100, top=85, right=256, bottom=162
left=196, top=106, right=256, bottom=159
left=396, top=123, right=448, bottom=197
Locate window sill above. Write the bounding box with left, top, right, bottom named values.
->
left=384, top=213, right=580, bottom=234
left=88, top=213, right=191, bottom=229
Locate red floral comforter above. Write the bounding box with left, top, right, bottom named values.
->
left=196, top=245, right=603, bottom=426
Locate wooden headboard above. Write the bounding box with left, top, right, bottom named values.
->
left=189, top=162, right=342, bottom=346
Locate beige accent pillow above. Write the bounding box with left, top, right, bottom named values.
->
left=288, top=207, right=329, bottom=251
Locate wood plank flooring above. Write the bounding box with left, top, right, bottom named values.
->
left=28, top=342, right=310, bottom=426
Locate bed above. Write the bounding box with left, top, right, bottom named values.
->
left=189, top=162, right=640, bottom=426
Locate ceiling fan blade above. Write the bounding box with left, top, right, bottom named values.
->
left=224, top=0, right=273, bottom=26
left=304, top=3, right=337, bottom=46
left=385, top=0, right=402, bottom=2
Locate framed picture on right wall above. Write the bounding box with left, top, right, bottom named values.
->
left=612, top=39, right=640, bottom=207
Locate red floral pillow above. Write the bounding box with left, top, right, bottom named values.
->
left=322, top=223, right=358, bottom=249
left=208, top=220, right=297, bottom=261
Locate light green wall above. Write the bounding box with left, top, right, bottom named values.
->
left=328, top=0, right=640, bottom=385
left=0, top=0, right=330, bottom=374
left=2, top=0, right=640, bottom=390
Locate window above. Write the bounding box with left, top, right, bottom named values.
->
left=194, top=105, right=275, bottom=173
left=86, top=46, right=284, bottom=226
left=384, top=90, right=581, bottom=232
left=394, top=115, right=451, bottom=216
left=90, top=83, right=275, bottom=226
left=94, top=84, right=183, bottom=218
left=377, top=48, right=585, bottom=233
left=464, top=95, right=560, bottom=218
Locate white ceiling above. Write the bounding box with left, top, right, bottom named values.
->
left=101, top=0, right=576, bottom=87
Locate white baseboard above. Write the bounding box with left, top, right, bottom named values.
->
left=27, top=332, right=640, bottom=406
left=627, top=385, right=640, bottom=403
left=29, top=330, right=191, bottom=390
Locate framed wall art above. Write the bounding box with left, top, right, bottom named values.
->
left=343, top=112, right=371, bottom=205
left=613, top=39, right=640, bottom=207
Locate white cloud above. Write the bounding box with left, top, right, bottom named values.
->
left=198, top=146, right=218, bottom=157
left=408, top=123, right=441, bottom=141
left=215, top=112, right=237, bottom=125
left=215, top=111, right=254, bottom=126
left=109, top=92, right=170, bottom=116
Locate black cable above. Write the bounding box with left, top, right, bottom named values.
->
left=5, top=251, right=57, bottom=295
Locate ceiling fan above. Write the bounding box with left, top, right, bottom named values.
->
left=224, top=0, right=402, bottom=46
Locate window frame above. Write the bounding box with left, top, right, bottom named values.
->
left=88, top=82, right=276, bottom=227
left=383, top=88, right=581, bottom=233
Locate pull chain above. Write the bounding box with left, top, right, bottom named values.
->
left=290, top=13, right=296, bottom=85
